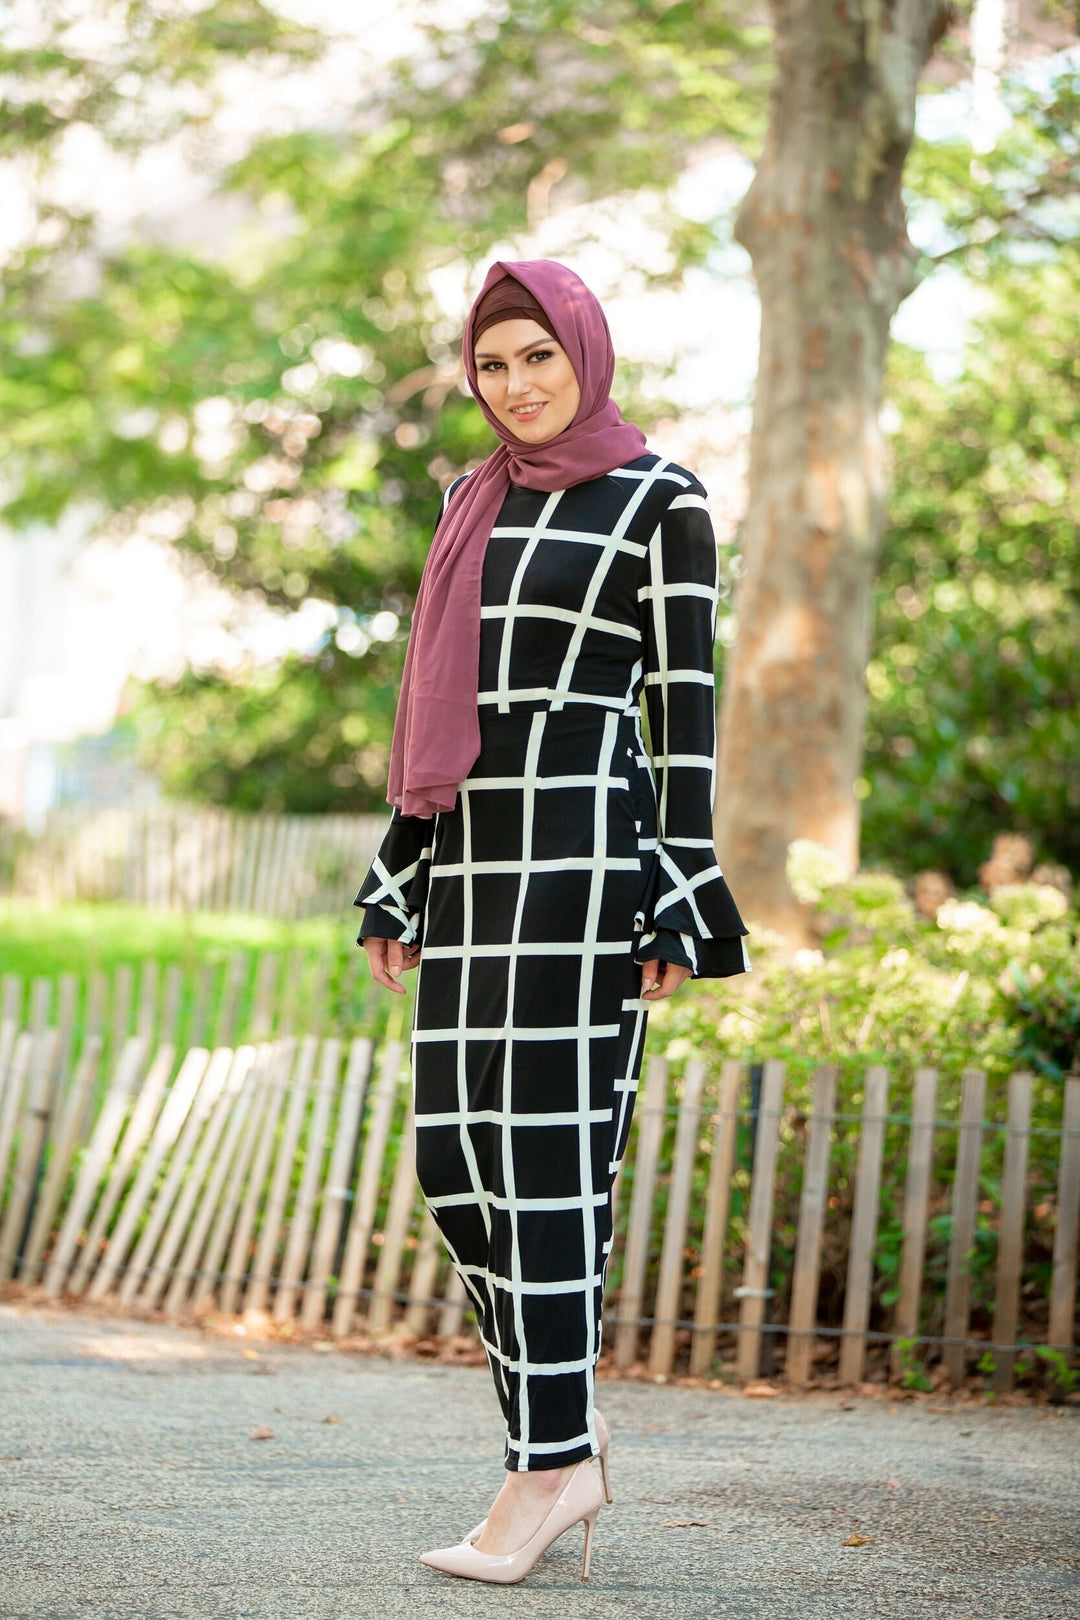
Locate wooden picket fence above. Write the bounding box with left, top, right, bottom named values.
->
left=9, top=802, right=390, bottom=918
left=0, top=952, right=374, bottom=1078
left=1, top=1024, right=1078, bottom=1389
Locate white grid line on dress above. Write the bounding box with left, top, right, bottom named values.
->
left=425, top=857, right=640, bottom=879
left=578, top=709, right=620, bottom=1458
left=495, top=491, right=564, bottom=714
left=476, top=688, right=633, bottom=710
left=416, top=1108, right=615, bottom=1126
left=481, top=602, right=640, bottom=643
left=413, top=1027, right=622, bottom=1044
left=501, top=709, right=547, bottom=1468
left=426, top=1189, right=610, bottom=1213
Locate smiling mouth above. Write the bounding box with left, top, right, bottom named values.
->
left=509, top=402, right=546, bottom=420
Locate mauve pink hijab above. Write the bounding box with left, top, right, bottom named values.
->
left=387, top=259, right=648, bottom=817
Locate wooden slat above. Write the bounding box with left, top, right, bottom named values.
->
left=613, top=1054, right=669, bottom=1370
left=690, top=1060, right=743, bottom=1376
left=301, top=1037, right=373, bottom=1329
left=891, top=1067, right=938, bottom=1377
left=189, top=1045, right=274, bottom=1313
left=0, top=1018, right=16, bottom=1104
left=736, top=1058, right=786, bottom=1381
left=273, top=1037, right=340, bottom=1323
left=168, top=1054, right=259, bottom=1314
left=86, top=972, right=108, bottom=1041
left=648, top=1057, right=707, bottom=1376
left=1048, top=1078, right=1080, bottom=1354
left=137, top=959, right=159, bottom=1042
left=109, top=1048, right=227, bottom=1305
left=30, top=977, right=52, bottom=1034
left=246, top=1035, right=318, bottom=1316
left=331, top=1039, right=404, bottom=1337
left=187, top=962, right=215, bottom=1049
left=141, top=1048, right=255, bottom=1310
left=20, top=1037, right=104, bottom=1286
left=1, top=975, right=22, bottom=1025
left=250, top=953, right=279, bottom=1041
left=219, top=1040, right=294, bottom=1316
left=404, top=1207, right=441, bottom=1338
left=68, top=1044, right=177, bottom=1295
left=838, top=1065, right=890, bottom=1386
left=55, top=972, right=79, bottom=1087
left=785, top=1064, right=838, bottom=1385
left=0, top=1033, right=32, bottom=1203
left=942, top=1068, right=987, bottom=1388
left=0, top=1030, right=60, bottom=1283
left=436, top=1266, right=468, bottom=1339
left=992, top=1071, right=1033, bottom=1392
left=368, top=1101, right=417, bottom=1333
left=160, top=963, right=184, bottom=1046
left=216, top=951, right=248, bottom=1047
left=42, top=1037, right=148, bottom=1298
left=110, top=965, right=134, bottom=1057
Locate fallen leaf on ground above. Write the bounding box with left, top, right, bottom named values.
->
left=321, top=1414, right=341, bottom=1424
left=241, top=1349, right=261, bottom=1361
left=249, top=1425, right=274, bottom=1441
left=743, top=1381, right=779, bottom=1398
left=842, top=1533, right=874, bottom=1547
left=661, top=1520, right=711, bottom=1529
left=884, top=1480, right=900, bottom=1489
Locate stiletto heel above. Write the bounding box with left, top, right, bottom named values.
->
left=419, top=1461, right=604, bottom=1585
left=581, top=1508, right=598, bottom=1581
left=465, top=1408, right=612, bottom=1543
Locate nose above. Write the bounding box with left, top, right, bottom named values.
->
left=506, top=363, right=533, bottom=397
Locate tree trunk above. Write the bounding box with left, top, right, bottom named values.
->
left=715, top=0, right=951, bottom=946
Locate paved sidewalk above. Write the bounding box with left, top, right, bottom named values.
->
left=1, top=1303, right=1077, bottom=1620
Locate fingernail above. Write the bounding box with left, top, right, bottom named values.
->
left=389, top=966, right=400, bottom=978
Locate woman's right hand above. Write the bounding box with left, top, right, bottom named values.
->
left=362, top=936, right=421, bottom=995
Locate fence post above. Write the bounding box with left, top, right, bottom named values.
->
left=1048, top=1078, right=1080, bottom=1357
left=785, top=1064, right=838, bottom=1385
left=736, top=1058, right=785, bottom=1382
left=891, top=1066, right=938, bottom=1379
left=689, top=1059, right=743, bottom=1376
left=991, top=1071, right=1033, bottom=1392
left=648, top=1056, right=707, bottom=1376
left=838, top=1064, right=890, bottom=1386
left=613, top=1054, right=669, bottom=1370
left=943, top=1068, right=987, bottom=1388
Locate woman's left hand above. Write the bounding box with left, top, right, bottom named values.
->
left=639, top=959, right=691, bottom=1000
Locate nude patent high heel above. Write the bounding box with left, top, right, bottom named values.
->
left=465, top=1408, right=612, bottom=1544
left=419, top=1460, right=603, bottom=1585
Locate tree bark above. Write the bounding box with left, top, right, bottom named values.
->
left=715, top=0, right=951, bottom=946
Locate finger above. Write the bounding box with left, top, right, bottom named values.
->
left=653, top=963, right=692, bottom=1000
left=639, top=957, right=661, bottom=997
left=362, top=938, right=407, bottom=995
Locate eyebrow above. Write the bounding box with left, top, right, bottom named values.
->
left=474, top=338, right=559, bottom=359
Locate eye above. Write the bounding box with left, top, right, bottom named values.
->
left=478, top=359, right=505, bottom=373
left=528, top=349, right=553, bottom=362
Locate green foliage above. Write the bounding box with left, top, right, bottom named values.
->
left=866, top=65, right=1080, bottom=883
left=650, top=843, right=1076, bottom=1356
left=1, top=0, right=767, bottom=813
left=0, top=898, right=336, bottom=978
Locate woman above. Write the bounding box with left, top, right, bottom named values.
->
left=356, top=259, right=749, bottom=1584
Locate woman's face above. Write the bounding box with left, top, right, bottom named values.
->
left=472, top=318, right=581, bottom=443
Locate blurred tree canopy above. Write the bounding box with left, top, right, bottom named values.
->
left=2, top=4, right=1078, bottom=882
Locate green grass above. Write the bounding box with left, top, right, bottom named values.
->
left=0, top=899, right=343, bottom=979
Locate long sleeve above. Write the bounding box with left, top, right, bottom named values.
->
left=633, top=481, right=751, bottom=979
left=354, top=808, right=435, bottom=946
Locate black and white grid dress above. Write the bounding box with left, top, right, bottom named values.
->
left=357, top=453, right=749, bottom=1471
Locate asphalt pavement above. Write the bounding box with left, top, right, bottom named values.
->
left=1, top=1303, right=1078, bottom=1620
